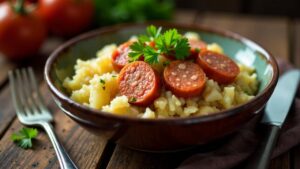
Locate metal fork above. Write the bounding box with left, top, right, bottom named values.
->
left=9, top=67, right=77, bottom=169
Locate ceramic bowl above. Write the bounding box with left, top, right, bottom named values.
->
left=45, top=22, right=279, bottom=152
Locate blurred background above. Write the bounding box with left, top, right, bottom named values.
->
left=0, top=0, right=299, bottom=61
left=177, top=0, right=300, bottom=18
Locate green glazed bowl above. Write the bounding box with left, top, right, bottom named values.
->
left=45, top=22, right=279, bottom=152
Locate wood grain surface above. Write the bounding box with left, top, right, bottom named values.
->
left=0, top=11, right=298, bottom=169
left=0, top=83, right=109, bottom=169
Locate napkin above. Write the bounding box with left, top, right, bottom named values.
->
left=178, top=59, right=300, bottom=169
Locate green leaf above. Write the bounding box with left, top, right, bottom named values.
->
left=130, top=41, right=144, bottom=52
left=147, top=25, right=157, bottom=38
left=11, top=128, right=38, bottom=149
left=100, top=79, right=106, bottom=85
left=143, top=46, right=159, bottom=64
left=129, top=41, right=144, bottom=61
left=17, top=138, right=32, bottom=149
left=163, top=29, right=180, bottom=47
left=129, top=25, right=190, bottom=64
left=128, top=52, right=143, bottom=61
left=175, top=38, right=190, bottom=60
left=138, top=35, right=150, bottom=43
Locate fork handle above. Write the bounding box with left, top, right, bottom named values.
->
left=40, top=122, right=78, bottom=169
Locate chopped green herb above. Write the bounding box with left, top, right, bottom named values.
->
left=129, top=97, right=137, bottom=102
left=100, top=79, right=106, bottom=85
left=112, top=75, right=117, bottom=78
left=128, top=25, right=190, bottom=64
left=11, top=128, right=38, bottom=149
left=163, top=61, right=170, bottom=66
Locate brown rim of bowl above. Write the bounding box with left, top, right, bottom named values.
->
left=44, top=21, right=279, bottom=125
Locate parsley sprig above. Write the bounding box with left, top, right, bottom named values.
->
left=128, top=25, right=190, bottom=64
left=11, top=128, right=38, bottom=149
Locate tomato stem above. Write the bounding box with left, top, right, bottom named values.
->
left=14, top=0, right=26, bottom=15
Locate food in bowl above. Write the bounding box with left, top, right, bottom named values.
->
left=63, top=25, right=258, bottom=119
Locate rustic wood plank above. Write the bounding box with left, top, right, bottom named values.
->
left=269, top=153, right=290, bottom=169
left=0, top=83, right=109, bottom=169
left=0, top=57, right=14, bottom=87
left=107, top=13, right=291, bottom=169
left=0, top=86, right=16, bottom=137
left=173, top=9, right=198, bottom=24
left=107, top=147, right=182, bottom=169
left=293, top=21, right=300, bottom=67
left=196, top=13, right=289, bottom=60
left=293, top=145, right=300, bottom=169
left=175, top=0, right=241, bottom=12
left=245, top=0, right=300, bottom=17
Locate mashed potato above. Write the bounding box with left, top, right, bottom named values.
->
left=63, top=33, right=258, bottom=119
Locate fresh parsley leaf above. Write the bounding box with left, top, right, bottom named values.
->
left=128, top=25, right=190, bottom=64
left=154, top=28, right=190, bottom=60
left=130, top=41, right=144, bottom=52
left=174, top=38, right=190, bottom=60
left=138, top=35, right=150, bottom=44
left=163, top=29, right=180, bottom=47
left=100, top=79, right=106, bottom=85
left=143, top=46, right=160, bottom=64
left=129, top=41, right=144, bottom=61
left=146, top=25, right=162, bottom=38
left=154, top=35, right=168, bottom=53
left=11, top=128, right=38, bottom=149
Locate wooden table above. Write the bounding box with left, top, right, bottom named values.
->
left=0, top=10, right=299, bottom=169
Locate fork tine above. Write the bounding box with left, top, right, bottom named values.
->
left=9, top=71, right=25, bottom=117
left=21, top=68, right=40, bottom=114
left=28, top=67, right=49, bottom=112
left=15, top=69, right=32, bottom=116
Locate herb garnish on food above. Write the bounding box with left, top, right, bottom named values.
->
left=129, top=25, right=190, bottom=64
left=129, top=97, right=137, bottom=102
left=100, top=79, right=106, bottom=84
left=11, top=128, right=38, bottom=149
left=163, top=61, right=170, bottom=67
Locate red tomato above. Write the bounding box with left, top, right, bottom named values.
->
left=38, top=0, right=94, bottom=37
left=0, top=2, right=46, bottom=60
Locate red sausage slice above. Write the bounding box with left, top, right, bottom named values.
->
left=188, top=39, right=207, bottom=59
left=197, top=50, right=240, bottom=84
left=112, top=41, right=133, bottom=71
left=118, top=61, right=160, bottom=106
left=164, top=61, right=206, bottom=98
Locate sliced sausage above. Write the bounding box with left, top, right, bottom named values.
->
left=164, top=61, right=206, bottom=97
left=188, top=39, right=207, bottom=59
left=197, top=50, right=240, bottom=84
left=118, top=61, right=160, bottom=106
left=112, top=41, right=133, bottom=71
